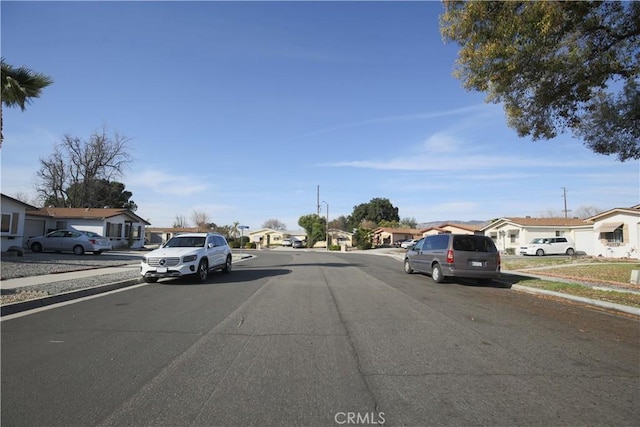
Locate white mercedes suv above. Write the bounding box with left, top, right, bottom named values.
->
left=140, top=232, right=232, bottom=283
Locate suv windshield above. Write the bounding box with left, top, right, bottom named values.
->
left=164, top=236, right=206, bottom=248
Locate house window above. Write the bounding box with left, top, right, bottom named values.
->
left=1, top=213, right=11, bottom=233
left=106, top=222, right=123, bottom=238
left=132, top=226, right=141, bottom=239
left=124, top=223, right=131, bottom=238
left=601, top=227, right=624, bottom=244
left=489, top=232, right=497, bottom=242
left=509, top=233, right=518, bottom=244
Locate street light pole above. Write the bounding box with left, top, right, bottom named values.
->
left=322, top=201, right=329, bottom=250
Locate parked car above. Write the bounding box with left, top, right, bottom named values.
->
left=282, top=239, right=293, bottom=247
left=519, top=237, right=575, bottom=256
left=291, top=239, right=305, bottom=248
left=27, top=229, right=112, bottom=255
left=401, top=239, right=419, bottom=249
left=140, top=232, right=232, bottom=283
left=403, top=234, right=500, bottom=284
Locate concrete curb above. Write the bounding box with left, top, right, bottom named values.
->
left=511, top=284, right=640, bottom=317
left=1, top=278, right=142, bottom=317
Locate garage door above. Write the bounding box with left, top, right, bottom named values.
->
left=573, top=230, right=593, bottom=256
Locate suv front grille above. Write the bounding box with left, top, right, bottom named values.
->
left=147, top=257, right=181, bottom=267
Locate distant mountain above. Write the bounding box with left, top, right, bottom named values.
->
left=417, top=220, right=489, bottom=229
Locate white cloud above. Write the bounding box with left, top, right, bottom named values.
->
left=126, top=169, right=210, bottom=196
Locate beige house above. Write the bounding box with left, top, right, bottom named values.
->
left=420, top=223, right=481, bottom=236
left=326, top=229, right=354, bottom=248
left=372, top=228, right=422, bottom=247
left=586, top=205, right=640, bottom=259
left=145, top=227, right=203, bottom=245
left=249, top=228, right=307, bottom=247
left=480, top=217, right=592, bottom=254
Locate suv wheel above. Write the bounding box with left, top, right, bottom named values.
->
left=536, top=249, right=545, bottom=256
left=566, top=248, right=575, bottom=256
left=403, top=259, right=413, bottom=274
left=432, top=264, right=444, bottom=283
left=196, top=259, right=209, bottom=282
left=222, top=255, right=232, bottom=273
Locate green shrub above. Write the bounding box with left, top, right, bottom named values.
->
left=358, top=241, right=373, bottom=250
left=505, top=247, right=516, bottom=255
left=245, top=242, right=256, bottom=249
left=329, top=244, right=341, bottom=251
left=229, top=241, right=241, bottom=249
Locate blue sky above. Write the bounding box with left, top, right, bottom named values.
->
left=2, top=1, right=638, bottom=230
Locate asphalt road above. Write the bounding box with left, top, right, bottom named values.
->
left=2, top=250, right=638, bottom=426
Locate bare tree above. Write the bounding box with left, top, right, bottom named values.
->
left=173, top=214, right=189, bottom=228
left=574, top=205, right=603, bottom=219
left=191, top=210, right=211, bottom=231
left=262, top=218, right=287, bottom=230
left=36, top=128, right=132, bottom=207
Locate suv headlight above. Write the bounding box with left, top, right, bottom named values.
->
left=183, top=254, right=198, bottom=263
left=142, top=257, right=148, bottom=264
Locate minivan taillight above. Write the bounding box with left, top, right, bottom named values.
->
left=446, top=249, right=454, bottom=264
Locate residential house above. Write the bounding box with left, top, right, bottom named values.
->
left=372, top=228, right=423, bottom=247
left=420, top=223, right=481, bottom=236
left=1, top=194, right=38, bottom=253
left=480, top=217, right=592, bottom=254
left=327, top=229, right=354, bottom=248
left=249, top=228, right=307, bottom=247
left=586, top=205, right=640, bottom=259
left=145, top=227, right=201, bottom=246
left=25, top=207, right=150, bottom=249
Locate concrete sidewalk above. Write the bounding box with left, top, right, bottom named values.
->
left=1, top=264, right=140, bottom=290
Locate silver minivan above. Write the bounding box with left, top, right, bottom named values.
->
left=403, top=234, right=500, bottom=284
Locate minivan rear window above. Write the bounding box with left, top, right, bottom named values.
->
left=452, top=235, right=497, bottom=252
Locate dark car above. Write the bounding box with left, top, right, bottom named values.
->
left=403, top=234, right=500, bottom=284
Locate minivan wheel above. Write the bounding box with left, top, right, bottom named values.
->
left=403, top=259, right=413, bottom=274
left=73, top=245, right=85, bottom=255
left=432, top=264, right=444, bottom=283
left=566, top=248, right=575, bottom=256
left=536, top=249, right=545, bottom=256
left=196, top=259, right=209, bottom=282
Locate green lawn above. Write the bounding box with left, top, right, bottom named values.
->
left=502, top=257, right=640, bottom=308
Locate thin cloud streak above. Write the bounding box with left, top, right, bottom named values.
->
left=300, top=104, right=489, bottom=138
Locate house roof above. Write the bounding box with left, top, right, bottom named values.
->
left=438, top=223, right=481, bottom=232
left=28, top=207, right=151, bottom=225
left=373, top=227, right=422, bottom=234
left=481, top=217, right=589, bottom=230
left=147, top=227, right=201, bottom=233
left=1, top=193, right=38, bottom=210
left=586, top=206, right=640, bottom=222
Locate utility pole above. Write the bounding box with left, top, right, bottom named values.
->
left=317, top=185, right=320, bottom=216
left=561, top=187, right=569, bottom=218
